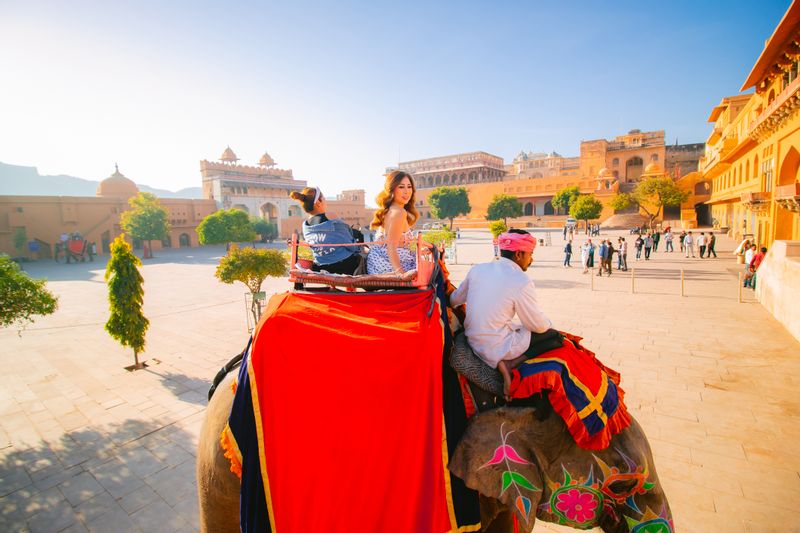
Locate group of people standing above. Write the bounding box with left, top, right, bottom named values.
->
left=738, top=239, right=768, bottom=289
left=677, top=231, right=717, bottom=258
left=565, top=227, right=722, bottom=276
left=568, top=238, right=627, bottom=276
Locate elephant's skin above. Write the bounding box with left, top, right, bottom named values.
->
left=449, top=407, right=672, bottom=533
left=197, top=372, right=240, bottom=533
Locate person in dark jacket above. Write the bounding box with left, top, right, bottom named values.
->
left=290, top=187, right=362, bottom=275
left=563, top=240, right=572, bottom=267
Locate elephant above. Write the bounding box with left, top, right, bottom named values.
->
left=196, top=371, right=672, bottom=533
left=197, top=370, right=240, bottom=533
left=449, top=406, right=673, bottom=532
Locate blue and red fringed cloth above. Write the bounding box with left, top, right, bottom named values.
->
left=221, top=285, right=481, bottom=532
left=509, top=333, right=631, bottom=450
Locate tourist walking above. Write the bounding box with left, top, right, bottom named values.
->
left=664, top=229, right=674, bottom=252
left=679, top=231, right=687, bottom=253
left=697, top=232, right=707, bottom=258
left=652, top=230, right=661, bottom=252
left=580, top=240, right=590, bottom=273
left=643, top=233, right=653, bottom=260
left=617, top=238, right=624, bottom=270
left=707, top=233, right=717, bottom=258
left=684, top=231, right=696, bottom=258
left=564, top=240, right=572, bottom=267
left=597, top=240, right=608, bottom=276
left=587, top=238, right=596, bottom=269
left=604, top=239, right=615, bottom=276
left=619, top=237, right=628, bottom=271
left=563, top=225, right=568, bottom=241
left=635, top=234, right=644, bottom=261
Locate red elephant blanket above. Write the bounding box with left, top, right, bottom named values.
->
left=509, top=333, right=631, bottom=450
left=222, top=288, right=481, bottom=533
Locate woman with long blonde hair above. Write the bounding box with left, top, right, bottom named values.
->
left=366, top=170, right=420, bottom=275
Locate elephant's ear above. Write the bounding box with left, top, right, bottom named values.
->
left=449, top=409, right=544, bottom=526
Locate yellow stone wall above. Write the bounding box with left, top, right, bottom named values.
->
left=702, top=21, right=800, bottom=249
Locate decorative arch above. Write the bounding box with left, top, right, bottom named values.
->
left=625, top=156, right=644, bottom=182
left=544, top=201, right=555, bottom=215
left=179, top=233, right=191, bottom=247
left=260, top=202, right=278, bottom=223
left=524, top=202, right=533, bottom=216
left=776, top=146, right=800, bottom=240
left=778, top=146, right=800, bottom=187
left=694, top=181, right=711, bottom=195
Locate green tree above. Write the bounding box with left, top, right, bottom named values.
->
left=251, top=217, right=278, bottom=243
left=0, top=254, right=58, bottom=330
left=609, top=192, right=634, bottom=212
left=427, top=187, right=471, bottom=230
left=197, top=209, right=257, bottom=247
left=551, top=186, right=581, bottom=216
left=119, top=192, right=170, bottom=258
left=488, top=220, right=508, bottom=238
left=105, top=235, right=149, bottom=370
left=12, top=227, right=27, bottom=256
left=611, top=177, right=690, bottom=228
left=216, top=245, right=287, bottom=323
left=420, top=229, right=456, bottom=249
left=486, top=194, right=523, bottom=225
left=569, top=194, right=604, bottom=229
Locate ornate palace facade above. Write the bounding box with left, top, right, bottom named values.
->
left=700, top=1, right=800, bottom=248
left=200, top=148, right=369, bottom=237
left=406, top=131, right=702, bottom=225
left=399, top=152, right=506, bottom=189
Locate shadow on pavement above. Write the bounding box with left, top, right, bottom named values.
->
left=151, top=371, right=210, bottom=406
left=0, top=418, right=198, bottom=532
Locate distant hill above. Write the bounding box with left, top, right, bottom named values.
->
left=0, top=162, right=202, bottom=199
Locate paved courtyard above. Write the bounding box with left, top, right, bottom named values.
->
left=1, top=229, right=798, bottom=532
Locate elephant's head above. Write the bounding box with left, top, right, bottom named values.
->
left=449, top=407, right=673, bottom=533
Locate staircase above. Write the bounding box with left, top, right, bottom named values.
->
left=600, top=213, right=649, bottom=229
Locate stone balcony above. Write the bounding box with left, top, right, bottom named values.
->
left=741, top=191, right=772, bottom=213
left=749, top=75, right=800, bottom=141
left=775, top=182, right=800, bottom=212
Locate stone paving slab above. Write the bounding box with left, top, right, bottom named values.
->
left=1, top=234, right=798, bottom=532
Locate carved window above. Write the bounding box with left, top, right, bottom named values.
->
left=762, top=158, right=774, bottom=192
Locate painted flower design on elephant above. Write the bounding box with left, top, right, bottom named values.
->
left=554, top=487, right=600, bottom=524
left=478, top=422, right=540, bottom=523
left=624, top=506, right=674, bottom=533
left=542, top=465, right=608, bottom=528
left=592, top=448, right=655, bottom=514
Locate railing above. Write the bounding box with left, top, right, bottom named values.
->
left=749, top=75, right=800, bottom=135
left=740, top=191, right=771, bottom=203
left=775, top=183, right=800, bottom=199
left=775, top=183, right=800, bottom=212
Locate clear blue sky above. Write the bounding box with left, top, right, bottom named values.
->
left=0, top=0, right=791, bottom=203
